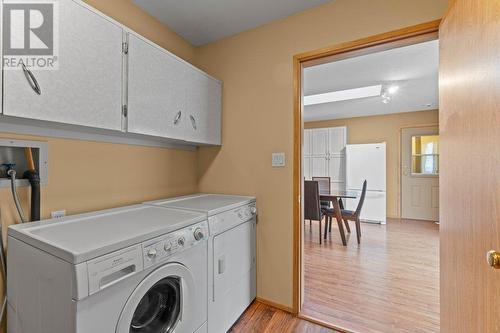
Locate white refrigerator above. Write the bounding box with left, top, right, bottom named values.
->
left=345, top=143, right=386, bottom=224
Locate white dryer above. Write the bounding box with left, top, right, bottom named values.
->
left=145, top=194, right=257, bottom=333
left=7, top=204, right=209, bottom=333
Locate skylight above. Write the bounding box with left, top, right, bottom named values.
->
left=304, top=85, right=383, bottom=106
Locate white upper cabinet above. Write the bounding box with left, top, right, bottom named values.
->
left=2, top=0, right=124, bottom=131
left=305, top=126, right=347, bottom=189
left=0, top=1, right=222, bottom=146
left=127, top=34, right=188, bottom=141
left=311, top=129, right=329, bottom=155
left=127, top=33, right=222, bottom=145
left=184, top=67, right=222, bottom=145
left=303, top=129, right=312, bottom=156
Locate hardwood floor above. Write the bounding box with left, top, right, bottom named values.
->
left=230, top=301, right=340, bottom=333
left=302, top=218, right=439, bottom=333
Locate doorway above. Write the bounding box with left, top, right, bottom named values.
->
left=293, top=21, right=441, bottom=333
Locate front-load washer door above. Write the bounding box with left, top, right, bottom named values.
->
left=116, top=263, right=196, bottom=333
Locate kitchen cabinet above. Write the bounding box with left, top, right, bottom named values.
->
left=304, top=127, right=347, bottom=191
left=2, top=0, right=124, bottom=131
left=127, top=34, right=222, bottom=145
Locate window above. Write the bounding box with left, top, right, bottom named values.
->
left=411, top=135, right=439, bottom=175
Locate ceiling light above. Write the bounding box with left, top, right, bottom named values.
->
left=381, top=93, right=392, bottom=104
left=387, top=85, right=399, bottom=94
left=304, top=85, right=382, bottom=106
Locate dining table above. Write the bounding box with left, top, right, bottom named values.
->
left=319, top=190, right=358, bottom=246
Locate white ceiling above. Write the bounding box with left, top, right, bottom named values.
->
left=133, top=0, right=331, bottom=46
left=303, top=40, right=439, bottom=122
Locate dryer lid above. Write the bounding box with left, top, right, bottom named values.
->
left=8, top=205, right=205, bottom=264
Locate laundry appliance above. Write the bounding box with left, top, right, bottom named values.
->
left=7, top=204, right=209, bottom=333
left=145, top=194, right=257, bottom=333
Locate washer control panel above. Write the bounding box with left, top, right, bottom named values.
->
left=142, top=221, right=208, bottom=269
left=208, top=203, right=257, bottom=236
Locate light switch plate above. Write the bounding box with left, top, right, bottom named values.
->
left=272, top=153, right=286, bottom=167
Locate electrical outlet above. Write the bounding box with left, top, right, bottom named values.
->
left=51, top=210, right=66, bottom=219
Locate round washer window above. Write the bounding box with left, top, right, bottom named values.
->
left=130, top=276, right=181, bottom=333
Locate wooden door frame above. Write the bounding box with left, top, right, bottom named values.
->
left=292, top=19, right=442, bottom=326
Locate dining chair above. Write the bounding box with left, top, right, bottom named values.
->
left=304, top=180, right=325, bottom=244
left=340, top=180, right=367, bottom=244
left=316, top=177, right=350, bottom=234
left=312, top=177, right=331, bottom=211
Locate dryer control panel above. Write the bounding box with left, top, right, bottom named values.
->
left=208, top=203, right=257, bottom=236
left=142, top=221, right=208, bottom=269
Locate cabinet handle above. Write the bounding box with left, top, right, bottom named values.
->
left=190, top=115, right=197, bottom=130
left=173, top=111, right=182, bottom=125
left=21, top=62, right=41, bottom=95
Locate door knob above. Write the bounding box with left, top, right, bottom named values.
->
left=486, top=250, right=500, bottom=269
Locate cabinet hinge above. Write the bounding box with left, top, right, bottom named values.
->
left=122, top=42, right=129, bottom=55
left=122, top=105, right=128, bottom=117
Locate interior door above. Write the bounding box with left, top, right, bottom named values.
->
left=401, top=127, right=439, bottom=221
left=440, top=1, right=500, bottom=332
left=127, top=33, right=187, bottom=141
left=3, top=0, right=123, bottom=130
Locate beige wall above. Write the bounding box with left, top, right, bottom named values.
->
left=0, top=3, right=197, bottom=330
left=305, top=110, right=439, bottom=218
left=195, top=0, right=448, bottom=307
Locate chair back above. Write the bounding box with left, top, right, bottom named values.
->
left=355, top=180, right=368, bottom=216
left=304, top=181, right=322, bottom=221
left=312, top=177, right=330, bottom=194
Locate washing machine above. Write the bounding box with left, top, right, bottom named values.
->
left=7, top=204, right=209, bottom=333
left=145, top=194, right=257, bottom=333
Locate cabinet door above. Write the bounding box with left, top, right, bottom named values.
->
left=328, top=126, right=347, bottom=190
left=328, top=156, right=346, bottom=190
left=303, top=129, right=312, bottom=156
left=311, top=129, right=328, bottom=156
left=185, top=67, right=222, bottom=145
left=328, top=126, right=347, bottom=154
left=311, top=156, right=328, bottom=178
left=127, top=34, right=187, bottom=140
left=303, top=156, right=311, bottom=180
left=3, top=0, right=123, bottom=130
